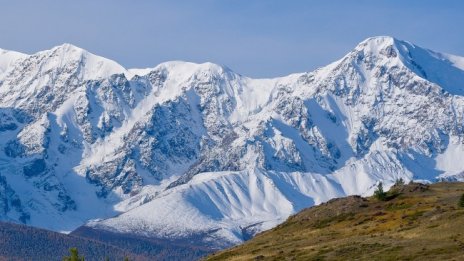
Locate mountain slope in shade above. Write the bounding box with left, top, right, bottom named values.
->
left=1, top=36, right=464, bottom=249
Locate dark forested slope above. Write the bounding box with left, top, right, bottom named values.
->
left=0, top=221, right=144, bottom=260
left=0, top=221, right=212, bottom=261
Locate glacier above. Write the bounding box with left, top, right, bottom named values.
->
left=1, top=36, right=464, bottom=248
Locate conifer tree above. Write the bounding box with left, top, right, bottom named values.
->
left=374, top=182, right=387, bottom=201
left=394, top=178, right=405, bottom=186
left=62, top=247, right=85, bottom=261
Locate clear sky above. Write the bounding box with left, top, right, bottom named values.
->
left=0, top=0, right=462, bottom=78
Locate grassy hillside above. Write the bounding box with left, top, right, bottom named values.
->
left=207, top=182, right=464, bottom=261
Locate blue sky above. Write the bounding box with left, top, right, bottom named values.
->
left=0, top=0, right=462, bottom=77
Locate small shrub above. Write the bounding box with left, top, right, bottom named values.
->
left=459, top=194, right=464, bottom=208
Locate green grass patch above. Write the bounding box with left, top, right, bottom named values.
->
left=386, top=203, right=412, bottom=211
left=312, top=213, right=355, bottom=229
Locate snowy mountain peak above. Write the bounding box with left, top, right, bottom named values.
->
left=157, top=60, right=227, bottom=71
left=349, top=36, right=436, bottom=68
left=152, top=61, right=236, bottom=82
left=0, top=48, right=25, bottom=56
left=355, top=36, right=397, bottom=51
left=0, top=49, right=27, bottom=74
left=50, top=42, right=85, bottom=53
left=42, top=43, right=128, bottom=80
left=347, top=36, right=404, bottom=65
left=321, top=36, right=464, bottom=96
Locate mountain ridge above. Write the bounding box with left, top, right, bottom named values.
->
left=1, top=36, right=464, bottom=250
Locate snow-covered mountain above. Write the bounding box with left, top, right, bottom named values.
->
left=1, top=36, right=464, bottom=248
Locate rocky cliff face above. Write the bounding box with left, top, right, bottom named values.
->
left=1, top=36, right=464, bottom=247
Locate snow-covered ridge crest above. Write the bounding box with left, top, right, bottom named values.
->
left=1, top=36, right=464, bottom=249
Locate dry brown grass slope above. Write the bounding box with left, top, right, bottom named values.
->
left=206, top=182, right=464, bottom=261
